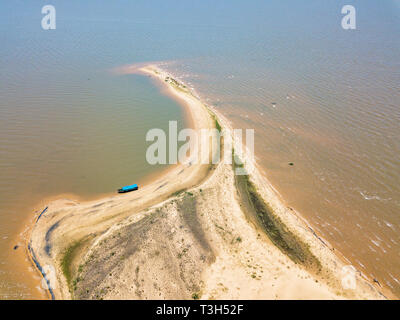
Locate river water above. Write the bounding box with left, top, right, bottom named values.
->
left=0, top=1, right=399, bottom=298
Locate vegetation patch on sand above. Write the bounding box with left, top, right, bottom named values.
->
left=212, top=114, right=222, bottom=132
left=234, top=162, right=321, bottom=272
left=61, top=238, right=87, bottom=291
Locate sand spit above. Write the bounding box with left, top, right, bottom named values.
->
left=29, top=64, right=388, bottom=300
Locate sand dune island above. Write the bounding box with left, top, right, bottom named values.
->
left=28, top=65, right=387, bottom=300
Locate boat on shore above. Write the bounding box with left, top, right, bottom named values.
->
left=118, top=184, right=138, bottom=193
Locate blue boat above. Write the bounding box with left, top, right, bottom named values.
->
left=118, top=183, right=139, bottom=193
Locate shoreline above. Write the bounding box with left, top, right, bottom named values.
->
left=206, top=101, right=394, bottom=299
left=23, top=159, right=185, bottom=299
left=28, top=64, right=391, bottom=300
left=28, top=64, right=217, bottom=299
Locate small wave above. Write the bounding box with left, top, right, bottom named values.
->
left=384, top=220, right=395, bottom=230
left=359, top=191, right=391, bottom=201
left=389, top=273, right=400, bottom=285
left=371, top=239, right=380, bottom=247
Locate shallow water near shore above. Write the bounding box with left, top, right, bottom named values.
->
left=0, top=1, right=399, bottom=298
left=0, top=67, right=186, bottom=298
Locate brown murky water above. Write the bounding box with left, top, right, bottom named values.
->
left=1, top=1, right=399, bottom=298
left=165, top=47, right=400, bottom=295
left=0, top=71, right=186, bottom=298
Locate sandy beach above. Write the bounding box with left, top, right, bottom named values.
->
left=28, top=64, right=390, bottom=300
